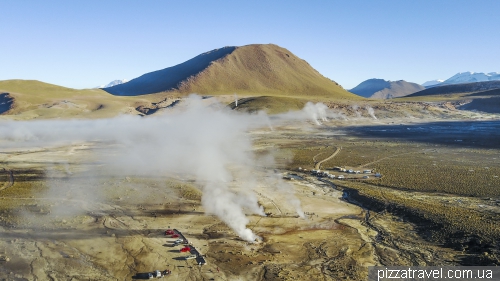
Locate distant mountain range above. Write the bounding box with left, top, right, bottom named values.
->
left=349, top=79, right=424, bottom=99
left=422, top=72, right=500, bottom=88
left=103, top=44, right=357, bottom=99
left=421, top=80, right=444, bottom=87
left=96, top=79, right=128, bottom=89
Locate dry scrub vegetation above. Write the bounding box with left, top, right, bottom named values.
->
left=277, top=134, right=500, bottom=264
left=289, top=145, right=338, bottom=169
left=306, top=140, right=500, bottom=198
left=374, top=155, right=500, bottom=197
left=338, top=180, right=500, bottom=257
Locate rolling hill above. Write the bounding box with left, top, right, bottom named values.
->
left=0, top=44, right=362, bottom=119
left=400, top=80, right=500, bottom=113
left=349, top=79, right=424, bottom=99
left=0, top=80, right=161, bottom=119
left=406, top=80, right=500, bottom=98
left=459, top=96, right=500, bottom=113
left=104, top=44, right=358, bottom=99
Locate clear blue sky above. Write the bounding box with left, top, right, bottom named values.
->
left=1, top=0, right=499, bottom=89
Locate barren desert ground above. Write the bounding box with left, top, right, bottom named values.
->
left=1, top=108, right=499, bottom=280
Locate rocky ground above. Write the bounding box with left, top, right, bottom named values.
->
left=0, top=110, right=499, bottom=280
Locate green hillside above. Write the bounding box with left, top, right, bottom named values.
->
left=1, top=44, right=364, bottom=119
left=176, top=44, right=358, bottom=100
left=0, top=80, right=161, bottom=119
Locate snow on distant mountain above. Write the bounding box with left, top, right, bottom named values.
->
left=443, top=72, right=500, bottom=85
left=95, top=79, right=128, bottom=89
left=421, top=80, right=444, bottom=87
left=424, top=72, right=500, bottom=88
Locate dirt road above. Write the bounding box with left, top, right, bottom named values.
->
left=315, top=146, right=342, bottom=170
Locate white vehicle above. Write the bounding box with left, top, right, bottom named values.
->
left=337, top=175, right=345, bottom=179
left=146, top=269, right=171, bottom=278
left=148, top=270, right=162, bottom=278
left=185, top=254, right=197, bottom=260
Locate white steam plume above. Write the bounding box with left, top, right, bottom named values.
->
left=351, top=104, right=362, bottom=118
left=234, top=93, right=238, bottom=107
left=273, top=102, right=346, bottom=124
left=0, top=95, right=301, bottom=242
left=257, top=153, right=305, bottom=218
left=302, top=102, right=328, bottom=125
left=365, top=105, right=377, bottom=119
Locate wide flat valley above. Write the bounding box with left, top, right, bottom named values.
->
left=1, top=116, right=499, bottom=280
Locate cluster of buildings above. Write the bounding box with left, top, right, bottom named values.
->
left=310, top=169, right=337, bottom=179
left=332, top=167, right=373, bottom=174
left=295, top=167, right=381, bottom=180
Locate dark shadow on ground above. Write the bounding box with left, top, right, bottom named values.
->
left=132, top=272, right=151, bottom=279
left=0, top=93, right=14, bottom=114
left=337, top=120, right=500, bottom=149
left=0, top=227, right=169, bottom=240
left=103, top=46, right=237, bottom=96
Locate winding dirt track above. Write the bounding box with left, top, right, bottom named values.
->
left=315, top=146, right=342, bottom=170
left=258, top=193, right=282, bottom=215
